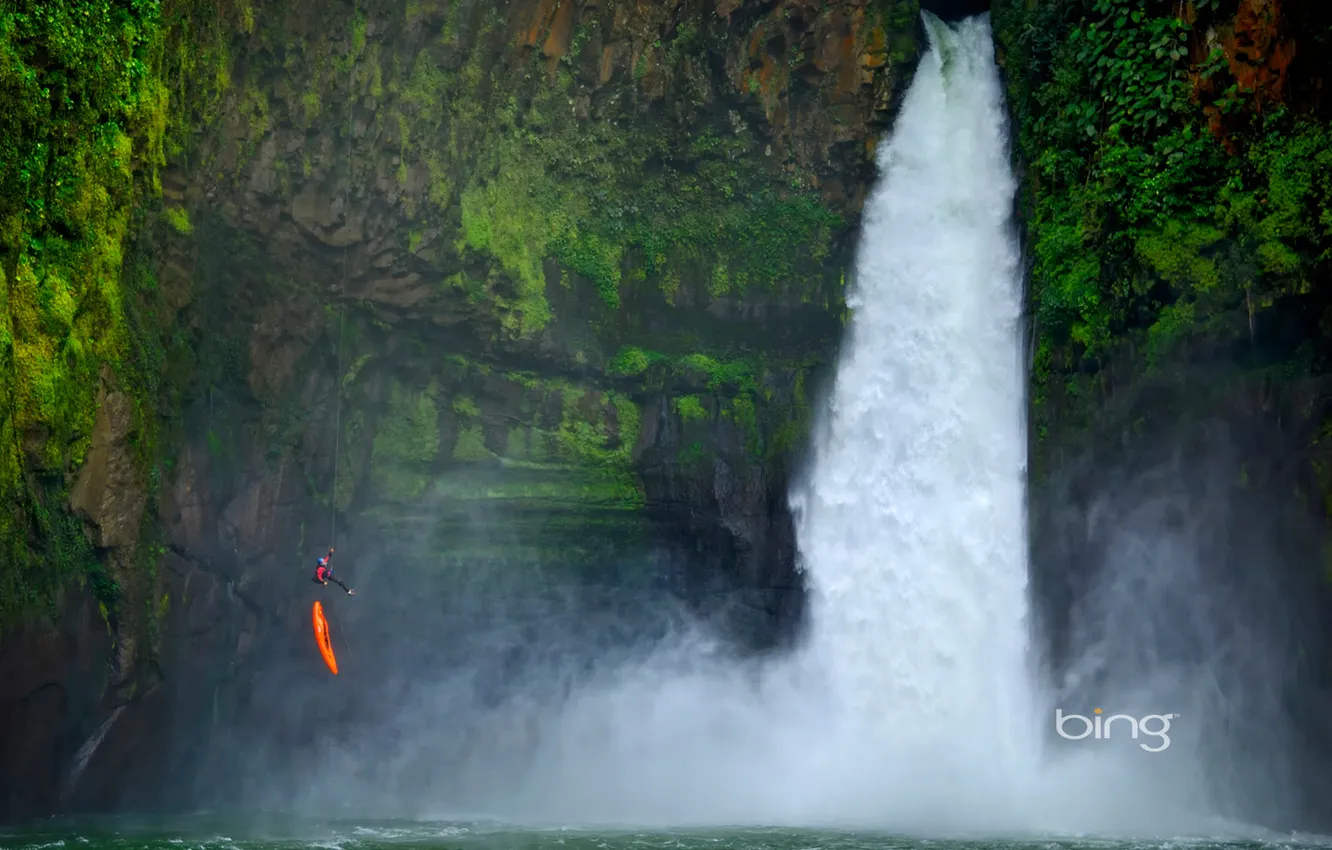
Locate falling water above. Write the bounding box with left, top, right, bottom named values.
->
left=285, top=13, right=1286, bottom=838
left=62, top=705, right=127, bottom=803
left=305, top=13, right=1049, bottom=832
left=788, top=10, right=1040, bottom=826
left=786, top=12, right=1282, bottom=837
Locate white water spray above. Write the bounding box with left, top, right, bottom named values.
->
left=63, top=705, right=127, bottom=803
left=309, top=13, right=1277, bottom=838
left=791, top=8, right=1033, bottom=761
left=781, top=14, right=1260, bottom=835
left=476, top=14, right=1052, bottom=830
left=785, top=9, right=1041, bottom=825
left=778, top=12, right=1270, bottom=837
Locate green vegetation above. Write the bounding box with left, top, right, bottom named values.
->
left=607, top=345, right=656, bottom=377
left=344, top=347, right=647, bottom=511
left=370, top=378, right=442, bottom=501
left=0, top=0, right=239, bottom=629
left=380, top=4, right=847, bottom=338
left=994, top=0, right=1332, bottom=446
left=607, top=345, right=759, bottom=391
left=0, top=0, right=899, bottom=631
left=484, top=373, right=641, bottom=499
left=333, top=332, right=819, bottom=525
left=604, top=344, right=815, bottom=467
left=674, top=395, right=708, bottom=423
left=864, top=0, right=923, bottom=76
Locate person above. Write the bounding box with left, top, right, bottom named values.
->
left=312, top=547, right=355, bottom=595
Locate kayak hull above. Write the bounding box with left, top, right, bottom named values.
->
left=312, top=600, right=338, bottom=675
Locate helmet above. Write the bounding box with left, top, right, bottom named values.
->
left=317, top=557, right=327, bottom=566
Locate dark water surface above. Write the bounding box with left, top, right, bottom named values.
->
left=3, top=817, right=1331, bottom=850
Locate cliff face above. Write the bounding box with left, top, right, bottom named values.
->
left=0, top=0, right=921, bottom=821
left=994, top=0, right=1332, bottom=827
left=155, top=0, right=918, bottom=639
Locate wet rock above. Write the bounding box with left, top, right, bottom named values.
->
left=920, top=0, right=991, bottom=21
left=160, top=443, right=213, bottom=556
left=0, top=589, right=110, bottom=822
left=68, top=370, right=147, bottom=549
left=218, top=455, right=308, bottom=562
left=0, top=0, right=918, bottom=819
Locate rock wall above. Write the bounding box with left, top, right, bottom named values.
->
left=993, top=0, right=1332, bottom=830
left=0, top=0, right=923, bottom=821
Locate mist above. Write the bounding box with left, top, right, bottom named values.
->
left=1030, top=409, right=1332, bottom=835
left=144, top=12, right=1332, bottom=844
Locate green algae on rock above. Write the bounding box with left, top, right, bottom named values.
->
left=0, top=0, right=241, bottom=631
left=160, top=0, right=919, bottom=587
left=993, top=0, right=1332, bottom=467
left=0, top=0, right=923, bottom=821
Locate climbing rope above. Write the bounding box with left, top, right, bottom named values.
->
left=329, top=42, right=355, bottom=549
left=330, top=298, right=345, bottom=546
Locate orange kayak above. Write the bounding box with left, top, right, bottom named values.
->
left=312, top=600, right=338, bottom=675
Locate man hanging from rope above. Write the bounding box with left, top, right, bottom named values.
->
left=312, top=547, right=355, bottom=595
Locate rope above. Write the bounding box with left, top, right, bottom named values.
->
left=329, top=29, right=355, bottom=549
left=331, top=299, right=345, bottom=545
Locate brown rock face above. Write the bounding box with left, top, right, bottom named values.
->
left=61, top=552, right=262, bottom=815
left=169, top=0, right=916, bottom=338
left=68, top=370, right=148, bottom=550
left=1192, top=0, right=1300, bottom=151
left=0, top=592, right=111, bottom=821
left=1, top=0, right=925, bottom=821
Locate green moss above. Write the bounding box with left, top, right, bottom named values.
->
left=608, top=346, right=658, bottom=377
left=993, top=0, right=1332, bottom=450
left=674, top=353, right=758, bottom=393
left=451, top=395, right=479, bottom=419
left=164, top=206, right=193, bottom=234
left=666, top=353, right=760, bottom=391
left=865, top=0, right=921, bottom=69
left=590, top=343, right=809, bottom=469
left=723, top=394, right=761, bottom=457
left=677, top=440, right=707, bottom=468
left=341, top=353, right=373, bottom=390
left=345, top=11, right=367, bottom=71
left=369, top=379, right=441, bottom=501
left=549, top=226, right=623, bottom=309
left=505, top=425, right=529, bottom=460
left=611, top=393, right=641, bottom=458
left=379, top=9, right=850, bottom=339
left=423, top=370, right=649, bottom=507
left=674, top=395, right=707, bottom=423
left=766, top=369, right=812, bottom=462
left=452, top=424, right=492, bottom=461
left=430, top=461, right=645, bottom=513
left=0, top=0, right=237, bottom=629
left=551, top=386, right=638, bottom=473
left=457, top=150, right=558, bottom=334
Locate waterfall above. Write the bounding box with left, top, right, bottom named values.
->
left=331, top=14, right=1051, bottom=832
left=453, top=14, right=1053, bottom=832
left=62, top=705, right=127, bottom=803
left=309, top=13, right=1282, bottom=838
left=787, top=9, right=1040, bottom=825
left=778, top=11, right=1280, bottom=837
left=794, top=11, right=1030, bottom=739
